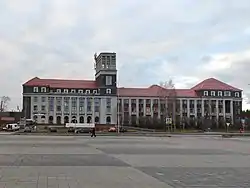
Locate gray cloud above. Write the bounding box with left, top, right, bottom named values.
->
left=1, top=0, right=250, bottom=109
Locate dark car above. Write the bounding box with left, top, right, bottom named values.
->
left=75, top=128, right=91, bottom=134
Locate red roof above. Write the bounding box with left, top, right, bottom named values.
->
left=23, top=77, right=241, bottom=97
left=24, top=77, right=97, bottom=89
left=191, top=78, right=241, bottom=91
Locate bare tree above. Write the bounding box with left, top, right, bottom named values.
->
left=0, top=96, right=10, bottom=112
left=158, top=79, right=177, bottom=131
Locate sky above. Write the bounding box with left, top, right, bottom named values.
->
left=1, top=0, right=250, bottom=110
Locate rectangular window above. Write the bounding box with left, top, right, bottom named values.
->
left=56, top=106, right=61, bottom=111
left=79, top=97, right=85, bottom=112
left=211, top=91, right=215, bottom=96
left=94, top=98, right=100, bottom=112
left=87, top=97, right=92, bottom=112
left=41, top=105, right=46, bottom=111
left=204, top=91, right=208, bottom=96
left=218, top=91, right=222, bottom=96
left=106, top=89, right=111, bottom=94
left=41, top=87, right=46, bottom=92
left=48, top=97, right=54, bottom=112
left=33, top=96, right=38, bottom=103
left=106, top=98, right=111, bottom=113
left=106, top=76, right=112, bottom=85
left=33, top=105, right=38, bottom=111
left=33, top=87, right=38, bottom=93
left=64, top=97, right=70, bottom=112
left=41, top=97, right=46, bottom=103
left=71, top=97, right=77, bottom=111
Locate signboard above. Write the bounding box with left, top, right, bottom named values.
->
left=65, top=123, right=95, bottom=128
left=166, top=118, right=172, bottom=125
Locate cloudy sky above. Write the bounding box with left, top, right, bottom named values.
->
left=1, top=0, right=250, bottom=110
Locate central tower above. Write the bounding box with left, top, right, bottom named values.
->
left=94, top=52, right=117, bottom=95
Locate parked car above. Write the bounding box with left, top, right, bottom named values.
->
left=75, top=128, right=91, bottom=134
left=108, top=127, right=127, bottom=133
left=3, top=123, right=20, bottom=131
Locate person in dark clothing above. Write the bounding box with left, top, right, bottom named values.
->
left=91, top=127, right=96, bottom=137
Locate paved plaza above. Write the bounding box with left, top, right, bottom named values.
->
left=0, top=135, right=250, bottom=187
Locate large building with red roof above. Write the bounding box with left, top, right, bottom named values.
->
left=22, top=52, right=242, bottom=126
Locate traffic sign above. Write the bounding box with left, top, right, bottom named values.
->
left=166, top=118, right=172, bottom=125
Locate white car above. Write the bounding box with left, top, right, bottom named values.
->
left=3, top=123, right=20, bottom=131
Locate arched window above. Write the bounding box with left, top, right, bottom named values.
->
left=87, top=116, right=92, bottom=123
left=49, top=116, right=53, bottom=124
left=79, top=116, right=84, bottom=123
left=56, top=116, right=61, bottom=125
left=106, top=116, right=111, bottom=124
left=71, top=116, right=77, bottom=123
left=95, top=116, right=99, bottom=123
left=64, top=116, right=69, bottom=124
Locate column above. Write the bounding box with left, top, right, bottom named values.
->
left=61, top=97, right=64, bottom=124
left=223, top=99, right=226, bottom=120
left=150, top=99, right=153, bottom=118
left=194, top=100, right=197, bottom=118
left=121, top=98, right=124, bottom=125
left=143, top=99, right=146, bottom=116
left=180, top=99, right=183, bottom=120
left=129, top=99, right=132, bottom=116
left=136, top=99, right=139, bottom=120
left=201, top=99, right=204, bottom=117
left=92, top=97, right=95, bottom=123
left=76, top=97, right=79, bottom=123
left=230, top=100, right=234, bottom=123
left=53, top=97, right=56, bottom=124
left=216, top=100, right=219, bottom=122
left=84, top=97, right=87, bottom=123
left=187, top=99, right=190, bottom=118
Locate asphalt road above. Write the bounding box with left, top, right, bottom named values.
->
left=0, top=135, right=250, bottom=187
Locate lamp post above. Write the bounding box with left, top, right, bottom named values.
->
left=117, top=94, right=120, bottom=134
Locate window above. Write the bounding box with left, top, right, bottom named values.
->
left=79, top=97, right=85, bottom=112
left=106, top=98, right=111, bottom=113
left=78, top=90, right=83, bottom=94
left=85, top=90, right=90, bottom=94
left=106, top=76, right=112, bottom=85
left=64, top=97, right=70, bottom=112
left=33, top=96, right=38, bottom=103
left=211, top=91, right=215, bottom=96
left=41, top=97, right=46, bottom=103
left=56, top=89, right=61, bottom=93
left=218, top=91, right=222, bottom=97
left=106, top=89, right=111, bottom=94
left=87, top=97, right=92, bottom=112
left=235, top=92, right=240, bottom=97
left=224, top=91, right=231, bottom=97
left=64, top=89, right=68, bottom=93
left=33, top=105, right=38, bottom=111
left=93, top=90, right=97, bottom=94
left=41, top=87, right=46, bottom=92
left=204, top=91, right=208, bottom=96
left=41, top=105, right=46, bottom=111
left=94, top=98, right=100, bottom=112
left=71, top=89, right=76, bottom=93
left=33, top=87, right=38, bottom=92
left=71, top=97, right=77, bottom=111
left=48, top=97, right=54, bottom=112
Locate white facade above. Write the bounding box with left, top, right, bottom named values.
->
left=28, top=94, right=117, bottom=125
left=118, top=97, right=242, bottom=123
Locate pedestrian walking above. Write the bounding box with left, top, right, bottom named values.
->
left=91, top=127, right=96, bottom=137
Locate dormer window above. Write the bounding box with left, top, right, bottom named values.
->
left=64, top=89, right=68, bottom=93
left=93, top=90, right=97, bottom=94
left=224, top=91, right=231, bottom=97
left=41, top=87, right=46, bottom=93
left=85, top=90, right=90, bottom=94
left=71, top=89, right=76, bottom=93
left=211, top=91, right=215, bottom=96
left=78, top=90, right=83, bottom=94
left=56, top=89, right=61, bottom=93
left=33, top=87, right=38, bottom=93
left=106, top=89, right=112, bottom=94
left=235, top=92, right=240, bottom=97
left=204, top=91, right=208, bottom=96
left=218, top=91, right=222, bottom=97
